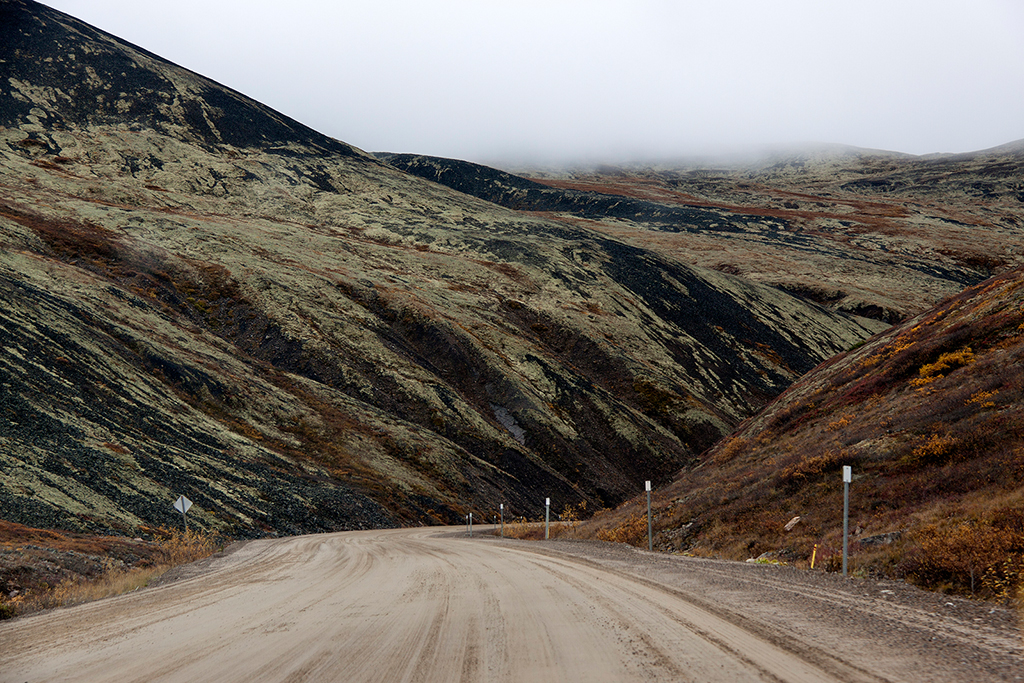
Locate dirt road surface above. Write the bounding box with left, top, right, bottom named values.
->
left=1, top=527, right=1020, bottom=682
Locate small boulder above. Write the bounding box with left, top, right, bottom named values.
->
left=858, top=531, right=902, bottom=547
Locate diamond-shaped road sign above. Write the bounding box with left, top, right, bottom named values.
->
left=173, top=495, right=193, bottom=514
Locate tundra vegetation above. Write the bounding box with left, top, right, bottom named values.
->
left=1, top=0, right=1023, bottom=613
left=576, top=268, right=1024, bottom=604
left=0, top=1, right=883, bottom=539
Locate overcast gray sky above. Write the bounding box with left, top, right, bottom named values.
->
left=43, top=0, right=1024, bottom=165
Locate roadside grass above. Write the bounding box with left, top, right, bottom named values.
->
left=501, top=518, right=546, bottom=540
left=0, top=527, right=222, bottom=620
left=12, top=564, right=168, bottom=615
left=498, top=502, right=590, bottom=541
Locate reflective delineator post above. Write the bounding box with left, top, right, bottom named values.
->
left=842, top=465, right=852, bottom=577
left=545, top=497, right=550, bottom=540
left=500, top=503, right=504, bottom=538
left=469, top=512, right=473, bottom=537
left=646, top=481, right=652, bottom=552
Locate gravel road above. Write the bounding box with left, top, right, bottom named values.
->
left=0, top=527, right=1020, bottom=682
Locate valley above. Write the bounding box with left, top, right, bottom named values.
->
left=1, top=0, right=1023, bottom=622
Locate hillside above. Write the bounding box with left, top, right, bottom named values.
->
left=385, top=146, right=1024, bottom=325
left=0, top=0, right=887, bottom=538
left=581, top=266, right=1024, bottom=599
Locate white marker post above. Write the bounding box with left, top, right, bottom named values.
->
left=545, top=498, right=550, bottom=540
left=500, top=503, right=504, bottom=538
left=646, top=481, right=652, bottom=552
left=842, top=466, right=852, bottom=577
left=469, top=512, right=473, bottom=537
left=173, top=495, right=192, bottom=532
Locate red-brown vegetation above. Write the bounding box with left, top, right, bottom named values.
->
left=577, top=267, right=1024, bottom=603
left=0, top=521, right=222, bottom=619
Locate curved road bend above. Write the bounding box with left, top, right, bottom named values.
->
left=0, top=527, right=1010, bottom=682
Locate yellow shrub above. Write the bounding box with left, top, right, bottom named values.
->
left=559, top=501, right=587, bottom=532
left=827, top=415, right=852, bottom=431
left=982, top=556, right=1024, bottom=605
left=596, top=512, right=648, bottom=546
left=911, top=433, right=960, bottom=464
left=917, top=348, right=976, bottom=380
left=712, top=437, right=747, bottom=466
left=911, top=521, right=1022, bottom=598
left=967, top=389, right=997, bottom=408
left=153, top=528, right=221, bottom=565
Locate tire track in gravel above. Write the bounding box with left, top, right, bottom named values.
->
left=2, top=527, right=1018, bottom=682
left=683, top=560, right=1020, bottom=656
left=511, top=549, right=888, bottom=683
left=531, top=539, right=1023, bottom=681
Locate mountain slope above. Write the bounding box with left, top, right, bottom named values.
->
left=404, top=147, right=1023, bottom=325
left=582, top=266, right=1024, bottom=598
left=0, top=0, right=882, bottom=535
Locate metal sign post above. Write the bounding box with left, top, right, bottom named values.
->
left=500, top=503, right=504, bottom=538
left=842, top=466, right=852, bottom=577
left=646, top=481, right=652, bottom=552
left=545, top=498, right=550, bottom=540
left=173, top=495, right=192, bottom=532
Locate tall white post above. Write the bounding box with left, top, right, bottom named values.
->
left=646, top=481, right=652, bottom=552
left=545, top=498, right=550, bottom=540
left=842, top=466, right=852, bottom=577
